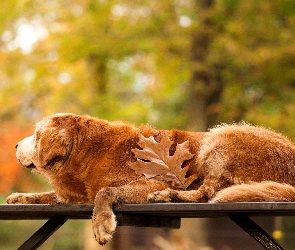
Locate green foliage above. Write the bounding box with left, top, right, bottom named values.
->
left=1, top=0, right=295, bottom=132
left=0, top=0, right=193, bottom=129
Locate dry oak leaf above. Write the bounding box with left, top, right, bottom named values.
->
left=130, top=134, right=197, bottom=190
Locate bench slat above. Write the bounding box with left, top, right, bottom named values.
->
left=1, top=203, right=295, bottom=219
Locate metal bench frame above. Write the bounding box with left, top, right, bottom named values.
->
left=1, top=202, right=293, bottom=250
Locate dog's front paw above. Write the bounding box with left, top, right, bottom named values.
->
left=6, top=193, right=35, bottom=204
left=92, top=207, right=117, bottom=245
left=147, top=188, right=176, bottom=203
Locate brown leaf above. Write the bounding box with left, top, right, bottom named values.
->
left=130, top=134, right=197, bottom=189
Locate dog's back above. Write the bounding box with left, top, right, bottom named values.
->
left=198, top=123, right=295, bottom=185
left=199, top=123, right=295, bottom=202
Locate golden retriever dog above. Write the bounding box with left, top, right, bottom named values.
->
left=6, top=113, right=295, bottom=245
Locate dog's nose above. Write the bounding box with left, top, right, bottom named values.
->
left=15, top=143, right=18, bottom=149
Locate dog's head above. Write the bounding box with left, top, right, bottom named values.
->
left=15, top=113, right=82, bottom=174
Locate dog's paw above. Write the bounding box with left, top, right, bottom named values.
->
left=92, top=207, right=117, bottom=245
left=6, top=193, right=35, bottom=204
left=147, top=188, right=176, bottom=203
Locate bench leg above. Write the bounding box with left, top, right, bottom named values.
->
left=229, top=214, right=284, bottom=250
left=18, top=216, right=68, bottom=250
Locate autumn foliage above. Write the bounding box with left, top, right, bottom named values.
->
left=131, top=134, right=198, bottom=189
left=0, top=122, right=34, bottom=194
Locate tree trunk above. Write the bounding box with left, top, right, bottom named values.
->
left=186, top=0, right=223, bottom=132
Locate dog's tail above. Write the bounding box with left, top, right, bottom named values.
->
left=211, top=181, right=295, bottom=202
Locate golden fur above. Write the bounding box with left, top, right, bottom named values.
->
left=6, top=114, right=295, bottom=245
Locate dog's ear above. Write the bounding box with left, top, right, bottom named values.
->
left=36, top=127, right=72, bottom=168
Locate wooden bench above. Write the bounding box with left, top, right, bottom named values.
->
left=1, top=202, right=293, bottom=250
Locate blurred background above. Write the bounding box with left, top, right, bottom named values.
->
left=1, top=0, right=295, bottom=249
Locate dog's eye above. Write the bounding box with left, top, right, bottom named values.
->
left=15, top=143, right=18, bottom=149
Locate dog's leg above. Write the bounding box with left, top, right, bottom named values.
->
left=148, top=178, right=221, bottom=203
left=92, top=179, right=168, bottom=245
left=6, top=191, right=59, bottom=204
left=148, top=143, right=231, bottom=203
